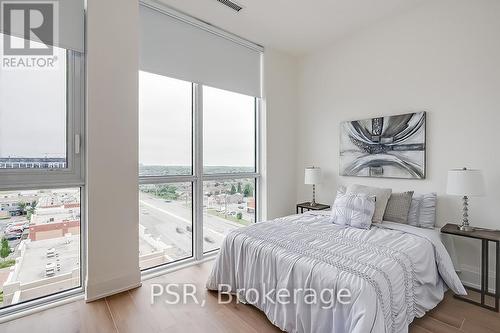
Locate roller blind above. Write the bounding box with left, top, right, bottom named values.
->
left=0, top=0, right=84, bottom=53
left=140, top=4, right=262, bottom=98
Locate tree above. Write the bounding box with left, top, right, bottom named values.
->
left=237, top=182, right=242, bottom=194
left=243, top=183, right=254, bottom=197
left=236, top=212, right=243, bottom=220
left=18, top=202, right=27, bottom=215
left=0, top=238, right=10, bottom=262
left=157, top=185, right=179, bottom=200
left=230, top=184, right=237, bottom=195
left=26, top=206, right=35, bottom=220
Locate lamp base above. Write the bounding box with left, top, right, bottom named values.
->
left=310, top=184, right=317, bottom=207
left=458, top=225, right=474, bottom=232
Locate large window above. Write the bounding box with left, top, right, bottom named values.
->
left=0, top=46, right=68, bottom=168
left=0, top=188, right=81, bottom=308
left=203, top=87, right=256, bottom=174
left=139, top=72, right=192, bottom=177
left=139, top=73, right=259, bottom=270
left=0, top=37, right=85, bottom=313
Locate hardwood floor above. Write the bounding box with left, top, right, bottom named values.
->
left=1, top=261, right=499, bottom=333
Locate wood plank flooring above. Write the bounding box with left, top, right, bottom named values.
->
left=1, top=261, right=499, bottom=333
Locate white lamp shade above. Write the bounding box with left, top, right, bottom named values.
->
left=305, top=167, right=322, bottom=185
left=446, top=168, right=485, bottom=196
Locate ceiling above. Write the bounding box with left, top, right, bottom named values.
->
left=156, top=0, right=428, bottom=56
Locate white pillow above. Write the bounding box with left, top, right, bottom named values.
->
left=346, top=184, right=392, bottom=223
left=331, top=192, right=376, bottom=229
left=407, top=193, right=437, bottom=228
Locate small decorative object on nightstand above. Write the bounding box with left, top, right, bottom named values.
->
left=441, top=223, right=499, bottom=312
left=304, top=166, right=322, bottom=206
left=296, top=202, right=330, bottom=214
left=446, top=167, right=485, bottom=231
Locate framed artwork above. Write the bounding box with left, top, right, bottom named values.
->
left=339, top=112, right=426, bottom=179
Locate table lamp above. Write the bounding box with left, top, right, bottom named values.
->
left=305, top=167, right=322, bottom=206
left=446, top=167, right=485, bottom=231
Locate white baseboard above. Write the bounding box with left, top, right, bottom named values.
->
left=85, top=281, right=142, bottom=302
left=459, top=264, right=497, bottom=293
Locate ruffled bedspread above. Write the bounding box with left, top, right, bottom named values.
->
left=206, top=212, right=465, bottom=333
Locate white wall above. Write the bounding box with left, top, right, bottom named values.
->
left=262, top=49, right=299, bottom=219
left=86, top=0, right=141, bottom=300
left=296, top=0, right=500, bottom=287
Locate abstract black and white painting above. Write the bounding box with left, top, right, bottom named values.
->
left=340, top=112, right=426, bottom=179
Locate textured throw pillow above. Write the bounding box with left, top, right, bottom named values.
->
left=407, top=193, right=437, bottom=228
left=383, top=191, right=414, bottom=224
left=346, top=184, right=392, bottom=223
left=331, top=192, right=375, bottom=229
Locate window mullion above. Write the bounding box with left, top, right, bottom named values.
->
left=193, top=84, right=204, bottom=260
left=138, top=175, right=196, bottom=184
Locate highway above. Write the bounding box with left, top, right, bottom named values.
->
left=139, top=192, right=251, bottom=258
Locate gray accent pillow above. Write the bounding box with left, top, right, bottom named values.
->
left=383, top=191, right=414, bottom=224
left=407, top=193, right=437, bottom=228
left=346, top=184, right=392, bottom=223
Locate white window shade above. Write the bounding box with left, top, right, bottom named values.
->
left=0, top=0, right=84, bottom=53
left=139, top=4, right=262, bottom=98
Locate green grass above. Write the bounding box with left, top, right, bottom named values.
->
left=207, top=209, right=250, bottom=226
left=0, top=259, right=16, bottom=269
left=0, top=291, right=3, bottom=304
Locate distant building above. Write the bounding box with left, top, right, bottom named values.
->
left=0, top=157, right=66, bottom=169
left=0, top=192, right=38, bottom=216
left=2, top=235, right=80, bottom=306
left=29, top=220, right=80, bottom=241
left=207, top=193, right=243, bottom=208
left=247, top=197, right=255, bottom=213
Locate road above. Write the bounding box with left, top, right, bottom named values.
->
left=139, top=192, right=251, bottom=258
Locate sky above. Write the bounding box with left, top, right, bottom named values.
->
left=139, top=71, right=255, bottom=167
left=0, top=35, right=67, bottom=159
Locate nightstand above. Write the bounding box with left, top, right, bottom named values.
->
left=441, top=223, right=500, bottom=312
left=296, top=202, right=330, bottom=214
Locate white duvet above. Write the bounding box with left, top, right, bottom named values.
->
left=206, top=211, right=466, bottom=333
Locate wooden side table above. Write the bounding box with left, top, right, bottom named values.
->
left=441, top=223, right=500, bottom=312
left=296, top=202, right=330, bottom=214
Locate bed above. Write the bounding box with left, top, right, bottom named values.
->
left=206, top=211, right=466, bottom=333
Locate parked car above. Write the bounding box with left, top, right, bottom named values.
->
left=6, top=226, right=23, bottom=233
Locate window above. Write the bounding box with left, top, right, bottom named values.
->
left=139, top=1, right=262, bottom=270
left=139, top=183, right=193, bottom=270
left=0, top=37, right=84, bottom=313
left=203, top=86, right=256, bottom=174
left=139, top=75, right=260, bottom=270
left=0, top=188, right=81, bottom=308
left=139, top=72, right=192, bottom=177
left=0, top=45, right=68, bottom=169
left=0, top=34, right=84, bottom=315
left=0, top=35, right=84, bottom=189
left=139, top=73, right=194, bottom=268
left=203, top=178, right=255, bottom=253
